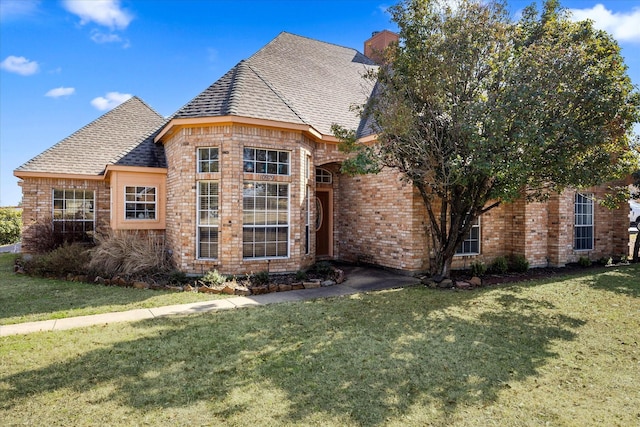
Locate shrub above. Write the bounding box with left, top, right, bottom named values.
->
left=252, top=271, right=270, bottom=286
left=201, top=269, right=227, bottom=286
left=509, top=254, right=529, bottom=273
left=22, top=242, right=91, bottom=277
left=489, top=256, right=508, bottom=274
left=0, top=208, right=21, bottom=245
left=89, top=231, right=172, bottom=278
left=313, top=261, right=333, bottom=275
left=168, top=269, right=188, bottom=284
left=295, top=270, right=308, bottom=281
left=469, top=260, right=487, bottom=277
left=24, top=217, right=94, bottom=253
left=578, top=256, right=592, bottom=268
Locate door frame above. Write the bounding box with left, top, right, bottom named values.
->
left=315, top=187, right=333, bottom=258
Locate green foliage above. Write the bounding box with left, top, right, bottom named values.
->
left=22, top=242, right=91, bottom=277
left=490, top=256, right=509, bottom=274
left=295, top=270, right=308, bottom=281
left=0, top=208, right=21, bottom=245
left=334, top=0, right=640, bottom=278
left=509, top=255, right=530, bottom=273
left=469, top=260, right=487, bottom=277
left=201, top=269, right=227, bottom=286
left=312, top=261, right=333, bottom=275
left=578, top=256, right=592, bottom=268
left=252, top=271, right=270, bottom=286
left=168, top=270, right=189, bottom=284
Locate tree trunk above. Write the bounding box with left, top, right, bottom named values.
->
left=633, top=232, right=640, bottom=263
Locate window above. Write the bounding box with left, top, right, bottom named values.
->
left=198, top=147, right=219, bottom=173
left=52, top=189, right=95, bottom=235
left=455, top=217, right=480, bottom=255
left=574, top=193, right=594, bottom=250
left=316, top=168, right=332, bottom=184
left=305, top=155, right=311, bottom=254
left=198, top=181, right=219, bottom=259
left=242, top=182, right=289, bottom=258
left=243, top=148, right=289, bottom=175
left=125, top=186, right=156, bottom=219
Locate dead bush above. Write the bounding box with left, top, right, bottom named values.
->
left=89, top=231, right=173, bottom=279
left=24, top=216, right=94, bottom=253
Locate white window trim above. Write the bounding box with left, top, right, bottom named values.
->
left=124, top=186, right=157, bottom=220
left=574, top=192, right=594, bottom=251
left=454, top=216, right=481, bottom=256
left=197, top=147, right=220, bottom=173
left=52, top=188, right=96, bottom=232
left=242, top=181, right=290, bottom=259
left=243, top=147, right=291, bottom=176
left=315, top=167, right=332, bottom=184
left=197, top=181, right=219, bottom=260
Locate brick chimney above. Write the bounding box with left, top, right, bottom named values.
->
left=364, top=30, right=399, bottom=64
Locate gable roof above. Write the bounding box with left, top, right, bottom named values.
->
left=16, top=97, right=166, bottom=176
left=172, top=32, right=378, bottom=138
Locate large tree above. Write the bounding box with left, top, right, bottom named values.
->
left=335, top=0, right=639, bottom=278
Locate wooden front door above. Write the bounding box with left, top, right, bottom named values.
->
left=315, top=190, right=331, bottom=257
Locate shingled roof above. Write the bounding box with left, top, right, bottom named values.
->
left=16, top=97, right=166, bottom=176
left=173, top=32, right=378, bottom=138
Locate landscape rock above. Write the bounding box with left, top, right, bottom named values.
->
left=334, top=269, right=345, bottom=284
left=222, top=285, right=236, bottom=295
left=455, top=281, right=472, bottom=290
left=438, top=279, right=454, bottom=288
left=278, top=284, right=292, bottom=292
left=469, top=276, right=482, bottom=287
left=304, top=281, right=321, bottom=289
left=132, top=281, right=149, bottom=289
left=291, top=283, right=304, bottom=290
left=251, top=285, right=269, bottom=295
left=321, top=280, right=336, bottom=287
left=234, top=286, right=251, bottom=296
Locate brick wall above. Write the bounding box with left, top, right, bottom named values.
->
left=334, top=167, right=428, bottom=272
left=19, top=177, right=110, bottom=253
left=164, top=124, right=316, bottom=275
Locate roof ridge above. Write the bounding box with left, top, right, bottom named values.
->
left=107, top=118, right=169, bottom=166
left=250, top=31, right=365, bottom=59
left=242, top=61, right=311, bottom=126
left=17, top=97, right=149, bottom=172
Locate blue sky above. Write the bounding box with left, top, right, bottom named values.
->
left=1, top=0, right=639, bottom=207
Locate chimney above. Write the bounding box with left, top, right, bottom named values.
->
left=364, top=30, right=399, bottom=64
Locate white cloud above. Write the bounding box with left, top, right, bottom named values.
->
left=0, top=55, right=39, bottom=76
left=62, top=0, right=133, bottom=30
left=570, top=4, right=640, bottom=43
left=91, top=31, right=121, bottom=44
left=45, top=87, right=75, bottom=98
left=0, top=0, right=39, bottom=21
left=91, top=92, right=132, bottom=111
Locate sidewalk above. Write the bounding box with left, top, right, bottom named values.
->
left=0, top=264, right=420, bottom=337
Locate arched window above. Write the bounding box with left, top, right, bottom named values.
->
left=315, top=168, right=332, bottom=184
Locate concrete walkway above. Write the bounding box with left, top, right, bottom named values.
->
left=0, top=264, right=420, bottom=337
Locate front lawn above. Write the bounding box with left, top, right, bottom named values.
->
left=0, top=253, right=228, bottom=325
left=1, top=264, right=638, bottom=426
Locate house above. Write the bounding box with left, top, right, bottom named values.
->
left=14, top=31, right=629, bottom=275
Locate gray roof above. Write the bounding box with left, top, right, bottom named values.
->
left=16, top=97, right=166, bottom=175
left=174, top=32, right=378, bottom=138
left=17, top=33, right=377, bottom=178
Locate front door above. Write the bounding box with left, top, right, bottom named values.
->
left=315, top=190, right=331, bottom=257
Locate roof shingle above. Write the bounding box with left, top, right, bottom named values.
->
left=174, top=32, right=378, bottom=138
left=16, top=97, right=166, bottom=175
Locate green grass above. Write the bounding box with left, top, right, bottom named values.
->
left=0, top=253, right=228, bottom=325
left=1, top=263, right=638, bottom=426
